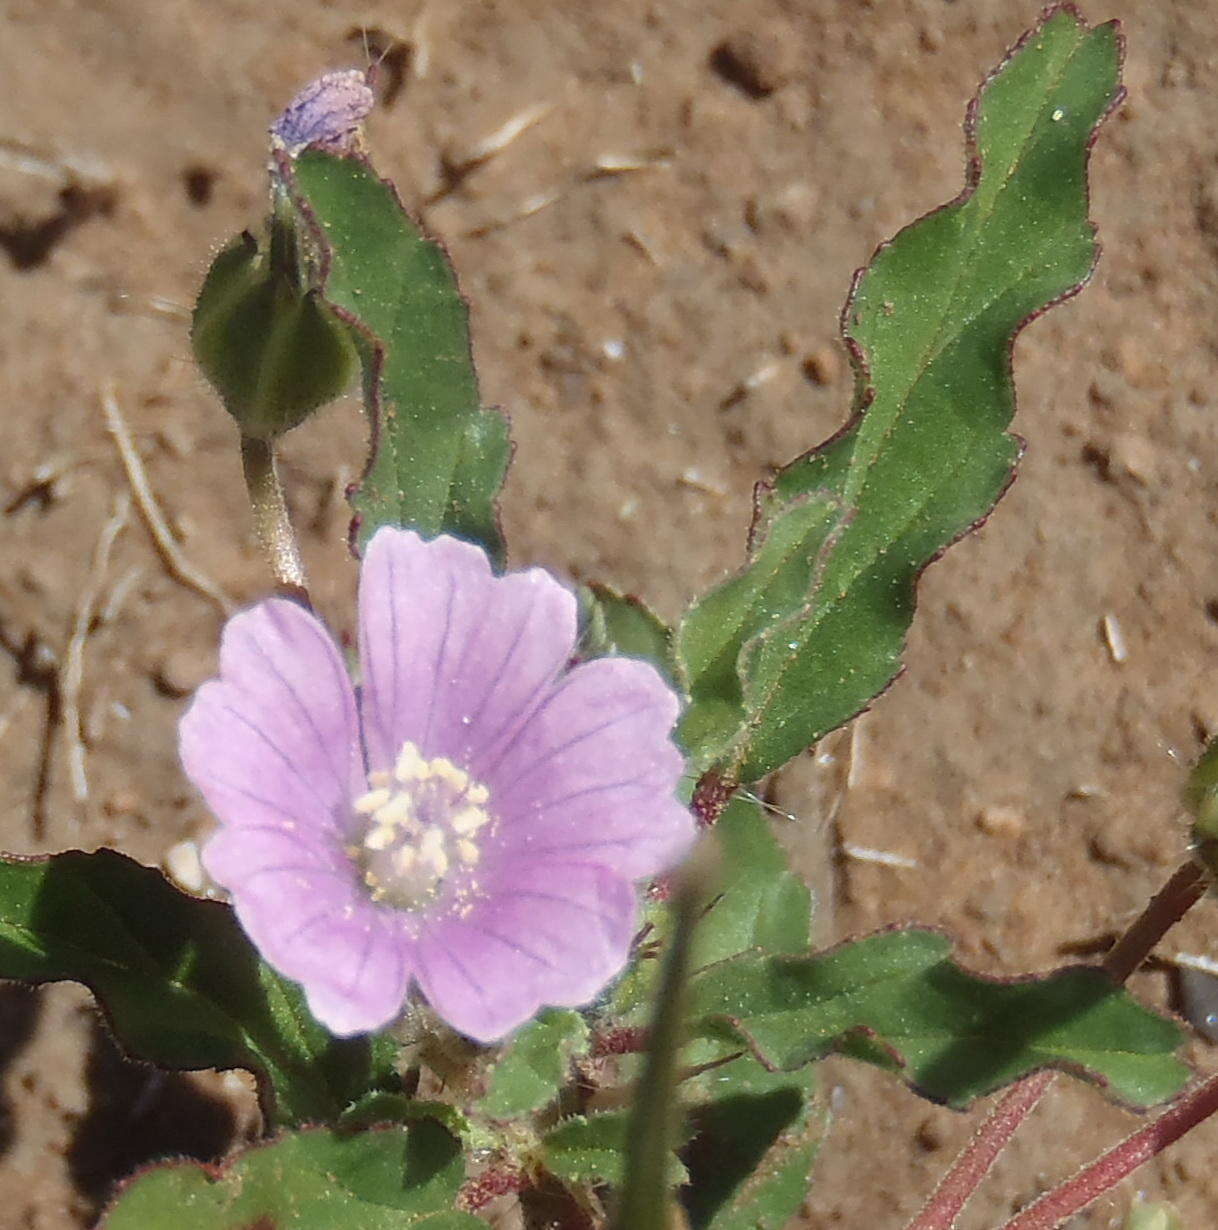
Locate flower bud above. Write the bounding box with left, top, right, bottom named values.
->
left=191, top=229, right=357, bottom=440
left=1185, top=737, right=1218, bottom=842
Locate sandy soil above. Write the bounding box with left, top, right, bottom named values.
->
left=1, top=0, right=1218, bottom=1225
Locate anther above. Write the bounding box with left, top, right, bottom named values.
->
left=354, top=787, right=391, bottom=814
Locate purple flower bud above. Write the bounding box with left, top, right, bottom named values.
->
left=270, top=69, right=375, bottom=157
left=179, top=529, right=695, bottom=1042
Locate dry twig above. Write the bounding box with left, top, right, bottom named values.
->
left=100, top=382, right=233, bottom=616
left=62, top=493, right=130, bottom=804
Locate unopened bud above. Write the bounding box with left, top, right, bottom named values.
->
left=191, top=229, right=357, bottom=440
left=270, top=69, right=375, bottom=158
left=1185, top=737, right=1218, bottom=842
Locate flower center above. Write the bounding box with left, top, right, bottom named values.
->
left=349, top=742, right=492, bottom=910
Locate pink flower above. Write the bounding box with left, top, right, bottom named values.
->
left=180, top=529, right=693, bottom=1042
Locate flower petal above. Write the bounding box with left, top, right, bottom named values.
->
left=483, top=656, right=694, bottom=879
left=180, top=599, right=361, bottom=839
left=414, top=861, right=636, bottom=1043
left=357, top=528, right=577, bottom=774
left=203, top=826, right=410, bottom=1035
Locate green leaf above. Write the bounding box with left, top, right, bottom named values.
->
left=284, top=151, right=509, bottom=560
left=677, top=7, right=1124, bottom=780
left=693, top=797, right=812, bottom=969
left=687, top=930, right=1187, bottom=1109
left=477, top=1008, right=590, bottom=1120
left=544, top=1112, right=687, bottom=1190
left=606, top=798, right=808, bottom=1025
left=677, top=493, right=843, bottom=769
left=98, top=1119, right=483, bottom=1229
left=579, top=583, right=677, bottom=684
left=338, top=1092, right=471, bottom=1140
left=681, top=1058, right=822, bottom=1230
left=0, top=850, right=390, bottom=1126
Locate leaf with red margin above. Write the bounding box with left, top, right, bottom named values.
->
left=676, top=5, right=1125, bottom=781
left=0, top=850, right=392, bottom=1128
left=96, top=1118, right=482, bottom=1229
left=279, top=149, right=510, bottom=563
left=685, top=929, right=1187, bottom=1110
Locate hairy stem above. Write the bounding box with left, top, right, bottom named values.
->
left=998, top=1072, right=1218, bottom=1230
left=904, top=1071, right=1055, bottom=1230
left=1099, top=859, right=1208, bottom=983
left=240, top=434, right=310, bottom=605
left=904, top=857, right=1209, bottom=1230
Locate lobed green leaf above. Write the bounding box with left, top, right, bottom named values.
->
left=677, top=6, right=1124, bottom=780
left=688, top=929, right=1187, bottom=1109
left=681, top=1058, right=822, bottom=1230
left=0, top=850, right=390, bottom=1126
left=476, top=1008, right=590, bottom=1121
left=283, top=151, right=509, bottom=561
left=97, top=1119, right=481, bottom=1229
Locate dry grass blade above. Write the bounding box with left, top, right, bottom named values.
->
left=62, top=493, right=130, bottom=803
left=100, top=382, right=233, bottom=617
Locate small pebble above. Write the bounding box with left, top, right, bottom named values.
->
left=975, top=805, right=1025, bottom=838
left=102, top=789, right=141, bottom=818
left=153, top=648, right=212, bottom=698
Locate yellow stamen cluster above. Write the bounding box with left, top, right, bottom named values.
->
left=349, top=741, right=492, bottom=909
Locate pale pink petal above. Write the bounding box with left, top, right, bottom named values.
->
left=414, top=862, right=636, bottom=1043
left=207, top=837, right=411, bottom=1036
left=482, top=657, right=694, bottom=879
left=180, top=599, right=361, bottom=839
left=357, top=528, right=577, bottom=773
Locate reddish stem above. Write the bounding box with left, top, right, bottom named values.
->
left=904, top=1071, right=1055, bottom=1230
left=1098, top=859, right=1208, bottom=983
left=998, top=1072, right=1218, bottom=1230
left=903, top=857, right=1208, bottom=1230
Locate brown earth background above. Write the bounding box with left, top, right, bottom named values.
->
left=2, top=0, right=1218, bottom=1225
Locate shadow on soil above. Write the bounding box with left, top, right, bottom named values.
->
left=0, top=984, right=42, bottom=1157
left=68, top=1017, right=236, bottom=1217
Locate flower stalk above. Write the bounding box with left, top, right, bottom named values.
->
left=240, top=433, right=310, bottom=604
